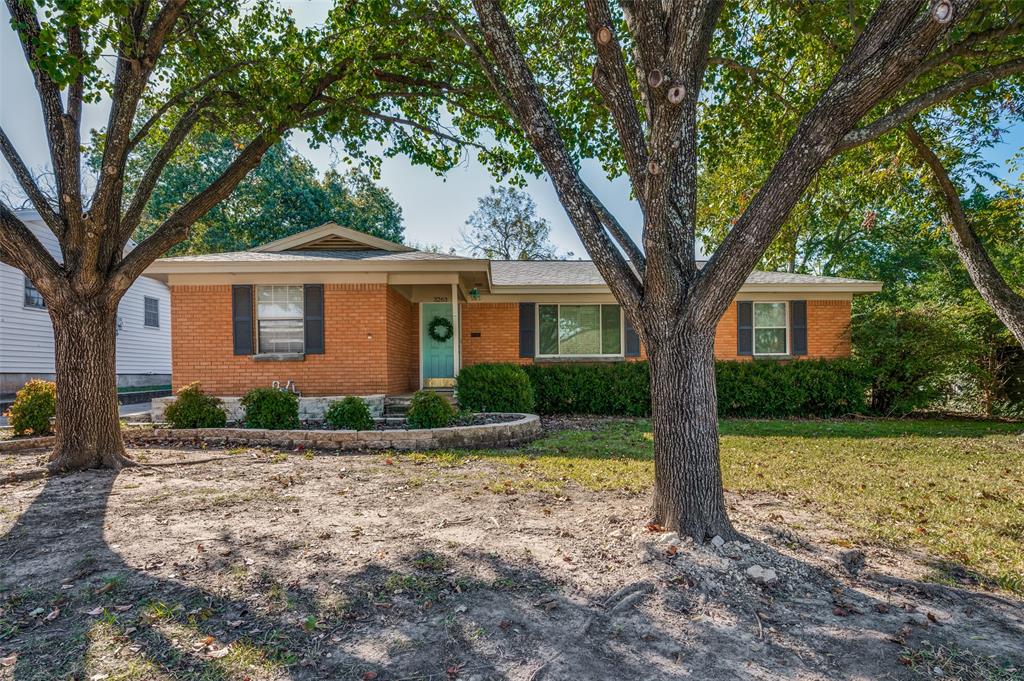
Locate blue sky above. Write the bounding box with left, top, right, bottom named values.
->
left=1, top=1, right=1019, bottom=259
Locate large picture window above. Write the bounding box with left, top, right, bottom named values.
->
left=753, top=302, right=788, bottom=355
left=537, top=304, right=622, bottom=357
left=256, top=285, right=304, bottom=354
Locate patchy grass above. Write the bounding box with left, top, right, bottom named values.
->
left=901, top=642, right=1022, bottom=680
left=438, top=418, right=1024, bottom=594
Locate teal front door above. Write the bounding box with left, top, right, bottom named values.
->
left=421, top=302, right=455, bottom=385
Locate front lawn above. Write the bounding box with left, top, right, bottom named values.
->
left=462, top=418, right=1024, bottom=594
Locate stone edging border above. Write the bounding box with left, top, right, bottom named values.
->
left=124, top=414, right=541, bottom=451
left=0, top=436, right=55, bottom=453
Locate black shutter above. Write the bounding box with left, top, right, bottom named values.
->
left=624, top=316, right=640, bottom=357
left=232, top=285, right=254, bottom=355
left=737, top=301, right=753, bottom=356
left=790, top=300, right=807, bottom=356
left=519, top=302, right=535, bottom=358
left=304, top=284, right=324, bottom=355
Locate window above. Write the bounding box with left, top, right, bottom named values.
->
left=256, top=285, right=304, bottom=354
left=537, top=304, right=622, bottom=357
left=144, top=296, right=160, bottom=328
left=753, top=302, right=787, bottom=355
left=23, top=277, right=45, bottom=309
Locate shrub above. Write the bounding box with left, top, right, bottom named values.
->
left=523, top=362, right=650, bottom=416
left=456, top=363, right=535, bottom=413
left=406, top=390, right=455, bottom=429
left=5, top=379, right=56, bottom=435
left=325, top=396, right=374, bottom=430
left=241, top=387, right=299, bottom=429
left=715, top=358, right=870, bottom=418
left=164, top=382, right=227, bottom=429
left=852, top=305, right=959, bottom=415
left=516, top=358, right=869, bottom=418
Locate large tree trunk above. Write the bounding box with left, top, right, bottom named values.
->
left=648, top=326, right=736, bottom=540
left=48, top=298, right=133, bottom=472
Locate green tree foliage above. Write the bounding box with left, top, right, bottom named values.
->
left=461, top=187, right=558, bottom=259
left=129, top=137, right=403, bottom=254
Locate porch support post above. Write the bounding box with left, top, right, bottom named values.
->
left=451, top=282, right=461, bottom=376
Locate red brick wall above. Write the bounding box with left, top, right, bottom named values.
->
left=460, top=303, right=530, bottom=366
left=458, top=300, right=854, bottom=364
left=171, top=288, right=856, bottom=397
left=807, top=299, right=852, bottom=358
left=171, top=283, right=394, bottom=396
left=386, top=288, right=418, bottom=394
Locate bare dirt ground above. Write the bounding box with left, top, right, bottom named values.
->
left=1, top=437, right=1022, bottom=680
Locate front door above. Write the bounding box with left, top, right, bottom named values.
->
left=421, top=302, right=455, bottom=387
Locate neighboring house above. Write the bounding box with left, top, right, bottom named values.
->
left=0, top=210, right=172, bottom=400
left=145, top=222, right=881, bottom=397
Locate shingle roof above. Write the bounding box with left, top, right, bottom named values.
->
left=157, top=249, right=475, bottom=263
left=490, top=260, right=878, bottom=288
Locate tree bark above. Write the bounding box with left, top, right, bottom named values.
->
left=48, top=299, right=134, bottom=472
left=647, top=324, right=735, bottom=540
left=906, top=124, right=1024, bottom=348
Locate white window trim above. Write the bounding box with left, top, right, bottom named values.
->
left=752, top=301, right=789, bottom=357
left=143, top=296, right=160, bottom=328
left=535, top=303, right=624, bottom=359
left=23, top=276, right=46, bottom=311
left=255, top=284, right=305, bottom=355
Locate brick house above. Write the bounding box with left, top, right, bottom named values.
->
left=146, top=223, right=881, bottom=397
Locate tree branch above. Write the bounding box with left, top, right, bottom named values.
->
left=838, top=56, right=1024, bottom=152
left=471, top=0, right=642, bottom=315
left=120, top=94, right=214, bottom=243
left=5, top=0, right=78, bottom=221
left=0, top=203, right=64, bottom=297
left=698, top=0, right=973, bottom=323
left=584, top=0, right=648, bottom=192
left=0, top=127, right=63, bottom=234
left=906, top=124, right=1024, bottom=347
left=582, top=184, right=645, bottom=272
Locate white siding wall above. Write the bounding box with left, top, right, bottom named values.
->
left=0, top=214, right=171, bottom=378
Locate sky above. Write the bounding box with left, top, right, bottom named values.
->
left=0, top=2, right=1020, bottom=260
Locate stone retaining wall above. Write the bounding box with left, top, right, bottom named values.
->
left=125, top=414, right=540, bottom=451
left=0, top=436, right=55, bottom=453
left=151, top=394, right=386, bottom=422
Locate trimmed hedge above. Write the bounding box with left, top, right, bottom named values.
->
left=470, top=359, right=871, bottom=418
left=715, top=358, right=869, bottom=418
left=522, top=362, right=650, bottom=416
left=456, top=363, right=535, bottom=413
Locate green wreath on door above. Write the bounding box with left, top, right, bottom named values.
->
left=427, top=316, right=454, bottom=343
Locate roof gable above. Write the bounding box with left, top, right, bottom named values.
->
left=250, top=222, right=414, bottom=253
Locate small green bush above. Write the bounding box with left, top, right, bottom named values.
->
left=164, top=382, right=227, bottom=429
left=241, top=387, right=299, bottom=430
left=325, top=396, right=374, bottom=431
left=5, top=379, right=56, bottom=435
left=456, top=363, right=535, bottom=413
left=406, top=390, right=455, bottom=429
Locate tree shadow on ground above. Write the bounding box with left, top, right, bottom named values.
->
left=1, top=464, right=1022, bottom=680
